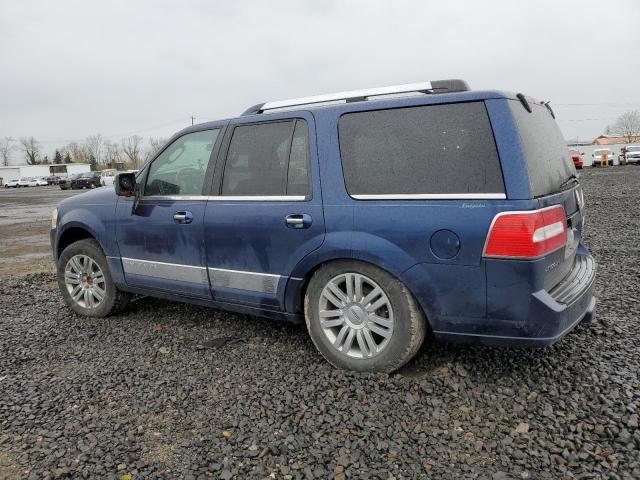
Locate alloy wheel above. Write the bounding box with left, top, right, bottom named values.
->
left=318, top=273, right=394, bottom=359
left=64, top=254, right=106, bottom=309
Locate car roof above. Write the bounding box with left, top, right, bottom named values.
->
left=177, top=89, right=520, bottom=136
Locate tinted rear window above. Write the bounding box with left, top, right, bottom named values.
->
left=509, top=100, right=575, bottom=197
left=338, top=102, right=504, bottom=196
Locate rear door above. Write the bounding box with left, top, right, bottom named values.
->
left=203, top=112, right=325, bottom=310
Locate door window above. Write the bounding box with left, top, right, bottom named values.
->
left=145, top=129, right=220, bottom=196
left=221, top=120, right=310, bottom=196
left=286, top=120, right=310, bottom=195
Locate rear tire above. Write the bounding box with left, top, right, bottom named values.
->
left=304, top=260, right=426, bottom=373
left=57, top=239, right=130, bottom=317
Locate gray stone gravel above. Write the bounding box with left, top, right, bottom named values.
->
left=1, top=167, right=639, bottom=479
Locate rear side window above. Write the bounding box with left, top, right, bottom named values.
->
left=509, top=100, right=575, bottom=197
left=338, top=102, right=504, bottom=196
left=222, top=119, right=310, bottom=196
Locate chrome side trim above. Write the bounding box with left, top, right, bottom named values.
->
left=140, top=195, right=208, bottom=201
left=122, top=257, right=208, bottom=284
left=209, top=267, right=281, bottom=294
left=138, top=195, right=306, bottom=202
left=351, top=193, right=507, bottom=200
left=207, top=195, right=306, bottom=202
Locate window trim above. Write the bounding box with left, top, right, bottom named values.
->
left=214, top=118, right=312, bottom=202
left=351, top=193, right=507, bottom=200
left=337, top=100, right=506, bottom=201
left=137, top=195, right=307, bottom=202
left=141, top=127, right=223, bottom=199
left=285, top=119, right=312, bottom=196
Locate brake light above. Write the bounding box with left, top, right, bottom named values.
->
left=484, top=205, right=567, bottom=259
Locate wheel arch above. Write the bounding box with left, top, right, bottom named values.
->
left=284, top=256, right=433, bottom=329
left=56, top=225, right=99, bottom=259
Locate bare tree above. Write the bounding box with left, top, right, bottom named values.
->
left=104, top=140, right=122, bottom=166
left=121, top=135, right=144, bottom=168
left=144, top=137, right=168, bottom=162
left=19, top=137, right=41, bottom=165
left=63, top=142, right=91, bottom=163
left=610, top=110, right=640, bottom=143
left=0, top=136, right=15, bottom=166
left=85, top=134, right=104, bottom=165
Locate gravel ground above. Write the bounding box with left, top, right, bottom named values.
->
left=1, top=167, right=639, bottom=479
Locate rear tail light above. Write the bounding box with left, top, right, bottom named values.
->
left=483, top=205, right=567, bottom=259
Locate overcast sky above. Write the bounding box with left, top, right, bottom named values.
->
left=1, top=0, right=639, bottom=162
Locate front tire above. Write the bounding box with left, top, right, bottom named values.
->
left=304, top=261, right=426, bottom=373
left=57, top=239, right=130, bottom=317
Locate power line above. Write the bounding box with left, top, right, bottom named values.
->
left=555, top=102, right=640, bottom=107
left=557, top=117, right=617, bottom=122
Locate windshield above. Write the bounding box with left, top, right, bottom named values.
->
left=509, top=100, right=575, bottom=197
left=627, top=146, right=640, bottom=152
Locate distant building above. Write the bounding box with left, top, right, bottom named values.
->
left=567, top=139, right=592, bottom=147
left=592, top=135, right=640, bottom=145
left=0, top=163, right=91, bottom=185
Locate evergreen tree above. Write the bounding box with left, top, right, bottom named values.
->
left=64, top=152, right=72, bottom=164
left=54, top=149, right=63, bottom=164
left=89, top=154, right=97, bottom=171
left=42, top=155, right=50, bottom=164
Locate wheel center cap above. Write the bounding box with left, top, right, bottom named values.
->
left=345, top=304, right=367, bottom=327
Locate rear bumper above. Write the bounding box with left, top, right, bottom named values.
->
left=432, top=246, right=597, bottom=347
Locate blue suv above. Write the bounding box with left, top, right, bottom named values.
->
left=51, top=80, right=597, bottom=373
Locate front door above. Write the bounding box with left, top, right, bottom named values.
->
left=203, top=113, right=325, bottom=309
left=115, top=126, right=224, bottom=298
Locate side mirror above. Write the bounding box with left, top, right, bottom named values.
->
left=115, top=172, right=136, bottom=197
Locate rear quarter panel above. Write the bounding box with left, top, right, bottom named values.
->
left=291, top=96, right=537, bottom=321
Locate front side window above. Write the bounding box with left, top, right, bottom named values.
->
left=221, top=119, right=310, bottom=196
left=145, top=129, right=220, bottom=196
left=338, top=102, right=504, bottom=196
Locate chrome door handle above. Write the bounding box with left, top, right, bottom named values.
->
left=285, top=214, right=312, bottom=229
left=173, top=211, right=193, bottom=224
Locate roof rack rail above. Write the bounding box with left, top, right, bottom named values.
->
left=241, top=79, right=470, bottom=115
